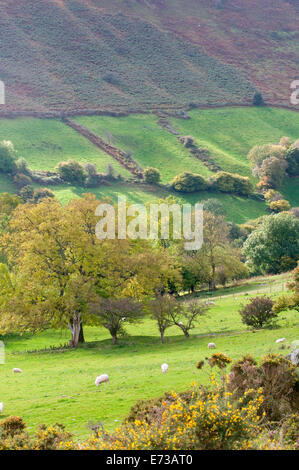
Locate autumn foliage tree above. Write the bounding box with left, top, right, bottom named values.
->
left=0, top=194, right=181, bottom=347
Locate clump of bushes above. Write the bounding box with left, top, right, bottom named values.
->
left=0, top=416, right=72, bottom=450
left=55, top=160, right=86, bottom=185
left=239, top=296, right=277, bottom=329
left=270, top=199, right=291, bottom=213
left=0, top=141, right=17, bottom=174
left=228, top=353, right=299, bottom=421
left=143, top=167, right=161, bottom=184
left=212, top=171, right=253, bottom=195
left=19, top=186, right=55, bottom=204
left=171, top=171, right=208, bottom=192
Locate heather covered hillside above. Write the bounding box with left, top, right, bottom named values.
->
left=0, top=0, right=298, bottom=112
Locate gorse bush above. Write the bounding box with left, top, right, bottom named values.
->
left=171, top=172, right=208, bottom=192
left=143, top=167, right=161, bottom=184
left=228, top=353, right=299, bottom=421
left=212, top=172, right=253, bottom=195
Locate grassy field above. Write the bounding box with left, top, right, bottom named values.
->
left=0, top=118, right=131, bottom=177
left=52, top=182, right=266, bottom=225
left=170, top=107, right=299, bottom=178
left=74, top=114, right=213, bottom=183
left=0, top=273, right=298, bottom=439
left=0, top=107, right=298, bottom=223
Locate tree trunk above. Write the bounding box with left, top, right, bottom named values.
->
left=183, top=328, right=190, bottom=338
left=79, top=323, right=85, bottom=344
left=112, top=334, right=117, bottom=345
left=68, top=314, right=82, bottom=348
left=161, top=331, right=165, bottom=344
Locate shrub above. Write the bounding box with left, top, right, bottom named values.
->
left=13, top=173, right=32, bottom=189
left=203, top=198, right=226, bottom=215
left=19, top=185, right=35, bottom=202
left=90, top=383, right=264, bottom=450
left=0, top=416, right=26, bottom=438
left=270, top=199, right=291, bottom=213
left=239, top=296, right=277, bottom=328
left=34, top=188, right=55, bottom=203
left=16, top=157, right=31, bottom=176
left=55, top=160, right=86, bottom=185
left=258, top=156, right=288, bottom=188
left=228, top=354, right=298, bottom=421
left=171, top=171, right=208, bottom=192
left=213, top=172, right=253, bottom=195
left=279, top=136, right=292, bottom=149
left=253, top=92, right=264, bottom=106
left=143, top=167, right=161, bottom=184
left=0, top=141, right=17, bottom=174
left=285, top=146, right=299, bottom=177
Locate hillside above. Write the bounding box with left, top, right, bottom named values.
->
left=0, top=0, right=298, bottom=113
left=1, top=273, right=297, bottom=438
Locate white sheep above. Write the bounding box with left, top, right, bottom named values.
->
left=161, top=363, right=168, bottom=373
left=13, top=368, right=22, bottom=374
left=0, top=403, right=3, bottom=415
left=178, top=321, right=183, bottom=326
left=208, top=342, right=216, bottom=349
left=95, top=374, right=109, bottom=387
left=276, top=338, right=286, bottom=344
left=209, top=301, right=215, bottom=305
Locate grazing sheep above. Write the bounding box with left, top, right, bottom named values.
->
left=0, top=403, right=3, bottom=415
left=276, top=338, right=286, bottom=344
left=13, top=368, right=22, bottom=374
left=208, top=343, right=216, bottom=349
left=122, top=317, right=126, bottom=321
left=161, top=363, right=168, bottom=373
left=95, top=374, right=109, bottom=387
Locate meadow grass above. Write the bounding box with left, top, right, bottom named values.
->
left=52, top=182, right=266, bottom=224
left=1, top=274, right=298, bottom=439
left=170, top=107, right=299, bottom=179
left=74, top=114, right=213, bottom=183
left=0, top=118, right=131, bottom=177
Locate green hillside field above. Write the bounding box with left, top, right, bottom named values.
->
left=0, top=118, right=131, bottom=178
left=0, top=106, right=298, bottom=224
left=0, top=273, right=297, bottom=439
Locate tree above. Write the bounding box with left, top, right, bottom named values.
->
left=274, top=262, right=299, bottom=314
left=143, top=167, right=161, bottom=184
left=171, top=172, right=208, bottom=193
left=239, top=296, right=277, bottom=329
left=199, top=211, right=230, bottom=290
left=0, top=194, right=182, bottom=346
left=55, top=160, right=86, bottom=185
left=148, top=294, right=176, bottom=343
left=169, top=300, right=208, bottom=338
left=258, top=157, right=287, bottom=188
left=90, top=298, right=144, bottom=344
left=243, top=213, right=299, bottom=274
left=248, top=144, right=286, bottom=167
left=253, top=92, right=264, bottom=106
left=285, top=146, right=299, bottom=177
left=203, top=198, right=226, bottom=216
left=0, top=141, right=17, bottom=174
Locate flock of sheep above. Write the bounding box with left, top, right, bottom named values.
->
left=0, top=337, right=294, bottom=416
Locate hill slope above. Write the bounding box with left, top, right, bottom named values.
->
left=0, top=0, right=298, bottom=112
